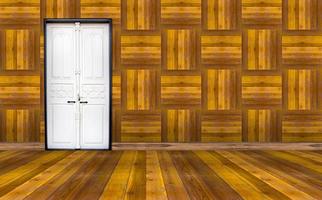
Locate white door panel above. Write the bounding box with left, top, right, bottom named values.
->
left=81, top=25, right=107, bottom=83
left=80, top=24, right=109, bottom=149
left=47, top=24, right=77, bottom=149
left=46, top=22, right=110, bottom=150
left=48, top=25, right=76, bottom=83
left=48, top=104, right=76, bottom=149
left=80, top=105, right=107, bottom=149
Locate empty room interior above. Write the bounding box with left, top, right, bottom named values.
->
left=0, top=0, right=322, bottom=199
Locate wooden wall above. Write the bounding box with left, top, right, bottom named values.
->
left=0, top=0, right=322, bottom=143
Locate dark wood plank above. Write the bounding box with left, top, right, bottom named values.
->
left=185, top=151, right=243, bottom=199
left=23, top=151, right=97, bottom=200
left=169, top=151, right=217, bottom=199
left=124, top=151, right=146, bottom=200
left=237, top=150, right=322, bottom=199
left=158, top=151, right=190, bottom=200
left=71, top=151, right=122, bottom=200
left=0, top=151, right=71, bottom=197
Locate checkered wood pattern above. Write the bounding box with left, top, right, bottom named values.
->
left=163, top=109, right=200, bottom=142
left=244, top=109, right=280, bottom=142
left=1, top=0, right=322, bottom=143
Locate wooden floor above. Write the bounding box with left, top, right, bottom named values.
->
left=0, top=150, right=321, bottom=200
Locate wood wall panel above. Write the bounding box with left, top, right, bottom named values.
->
left=244, top=109, right=280, bottom=142
left=161, top=0, right=201, bottom=25
left=44, top=0, right=78, bottom=18
left=204, top=0, right=238, bottom=30
left=0, top=29, right=38, bottom=71
left=164, top=29, right=197, bottom=70
left=242, top=75, right=282, bottom=106
left=287, top=69, right=318, bottom=110
left=206, top=69, right=237, bottom=110
left=1, top=0, right=322, bottom=143
left=121, top=113, right=161, bottom=142
left=241, top=0, right=282, bottom=25
left=0, top=108, right=40, bottom=142
left=125, top=70, right=157, bottom=110
left=286, top=0, right=318, bottom=30
left=0, top=0, right=40, bottom=25
left=282, top=36, right=322, bottom=65
left=282, top=113, right=322, bottom=142
left=123, top=0, right=157, bottom=30
left=0, top=76, right=40, bottom=105
left=201, top=35, right=242, bottom=65
left=161, top=75, right=201, bottom=107
left=112, top=75, right=121, bottom=106
left=81, top=0, right=120, bottom=24
left=246, top=29, right=278, bottom=70
left=121, top=35, right=161, bottom=65
left=163, top=109, right=200, bottom=142
left=201, top=113, right=242, bottom=142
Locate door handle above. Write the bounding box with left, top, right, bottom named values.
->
left=67, top=101, right=76, bottom=103
left=80, top=101, right=88, bottom=104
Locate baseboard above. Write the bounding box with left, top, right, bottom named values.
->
left=113, top=143, right=322, bottom=150
left=0, top=143, right=45, bottom=150
left=1, top=142, right=321, bottom=150
left=112, top=143, right=322, bottom=150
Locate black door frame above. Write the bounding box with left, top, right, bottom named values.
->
left=44, top=18, right=113, bottom=150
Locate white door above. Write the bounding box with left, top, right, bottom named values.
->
left=46, top=22, right=110, bottom=150
left=79, top=24, right=109, bottom=149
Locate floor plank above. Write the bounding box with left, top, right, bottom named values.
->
left=219, top=151, right=315, bottom=200
left=0, top=150, right=321, bottom=200
left=100, top=151, right=136, bottom=200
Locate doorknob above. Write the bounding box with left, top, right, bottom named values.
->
left=67, top=100, right=76, bottom=103
left=80, top=101, right=88, bottom=104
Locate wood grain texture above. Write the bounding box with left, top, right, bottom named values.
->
left=112, top=75, right=121, bottom=106
left=287, top=69, right=318, bottom=110
left=121, top=113, right=161, bottom=142
left=0, top=29, right=38, bottom=71
left=124, top=0, right=157, bottom=30
left=282, top=113, right=322, bottom=142
left=163, top=109, right=200, bottom=142
left=161, top=75, right=201, bottom=106
left=244, top=109, right=280, bottom=142
left=1, top=0, right=322, bottom=143
left=242, top=75, right=282, bottom=106
left=44, top=0, right=78, bottom=18
left=81, top=0, right=120, bottom=23
left=282, top=36, right=322, bottom=65
left=0, top=150, right=319, bottom=199
left=202, top=113, right=242, bottom=142
left=201, top=35, right=242, bottom=65
left=0, top=0, right=40, bottom=25
left=286, top=0, right=318, bottom=30
left=246, top=29, right=278, bottom=70
left=0, top=108, right=40, bottom=142
left=207, top=69, right=237, bottom=110
left=161, top=0, right=201, bottom=25
left=125, top=70, right=157, bottom=110
left=164, top=29, right=197, bottom=70
left=0, top=76, right=40, bottom=105
left=242, top=0, right=282, bottom=25
left=204, top=0, right=238, bottom=30
left=2, top=142, right=322, bottom=150
left=121, top=35, right=161, bottom=65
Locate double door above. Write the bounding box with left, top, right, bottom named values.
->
left=46, top=21, right=110, bottom=149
